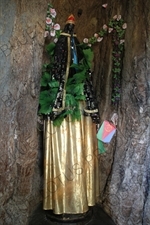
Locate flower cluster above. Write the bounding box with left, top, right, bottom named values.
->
left=83, top=14, right=127, bottom=47
left=44, top=4, right=61, bottom=42
left=109, top=15, right=127, bottom=106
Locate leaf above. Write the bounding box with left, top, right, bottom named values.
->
left=66, top=84, right=73, bottom=93
left=39, top=90, right=50, bottom=101
left=65, top=94, right=76, bottom=106
left=42, top=64, right=49, bottom=69
left=70, top=63, right=85, bottom=72
left=108, top=21, right=114, bottom=28
left=71, top=107, right=81, bottom=121
left=40, top=72, right=51, bottom=87
left=53, top=110, right=70, bottom=126
left=73, top=83, right=84, bottom=95
left=39, top=90, right=57, bottom=112
left=72, top=69, right=87, bottom=82
left=112, top=68, right=121, bottom=73
left=53, top=116, right=64, bottom=126
left=48, top=81, right=59, bottom=88
left=46, top=42, right=56, bottom=55
left=39, top=91, right=53, bottom=114
left=75, top=95, right=85, bottom=100
left=83, top=48, right=94, bottom=68
left=114, top=61, right=121, bottom=67
left=38, top=103, right=52, bottom=114
left=98, top=30, right=106, bottom=36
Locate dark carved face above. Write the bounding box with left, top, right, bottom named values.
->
left=65, top=23, right=75, bottom=33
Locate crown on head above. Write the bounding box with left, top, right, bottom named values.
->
left=66, top=14, right=75, bottom=24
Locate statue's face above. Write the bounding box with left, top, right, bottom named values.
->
left=67, top=23, right=75, bottom=32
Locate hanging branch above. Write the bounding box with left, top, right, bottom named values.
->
left=82, top=15, right=127, bottom=107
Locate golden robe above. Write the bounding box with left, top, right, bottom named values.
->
left=43, top=110, right=99, bottom=214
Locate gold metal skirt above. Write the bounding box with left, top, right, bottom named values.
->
left=43, top=113, right=99, bottom=214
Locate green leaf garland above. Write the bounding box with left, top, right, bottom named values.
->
left=38, top=43, right=92, bottom=126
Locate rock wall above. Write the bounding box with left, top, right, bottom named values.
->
left=0, top=0, right=47, bottom=224
left=0, top=0, right=150, bottom=225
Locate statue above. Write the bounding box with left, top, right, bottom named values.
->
left=41, top=14, right=100, bottom=216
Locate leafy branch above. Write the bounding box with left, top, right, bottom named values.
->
left=39, top=43, right=93, bottom=126
left=82, top=15, right=127, bottom=106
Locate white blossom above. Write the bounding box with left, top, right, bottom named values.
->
left=46, top=17, right=52, bottom=25
left=102, top=3, right=108, bottom=8
left=50, top=8, right=56, bottom=18
left=83, top=38, right=89, bottom=43
left=97, top=37, right=103, bottom=42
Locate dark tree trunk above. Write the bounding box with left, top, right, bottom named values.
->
left=0, top=0, right=149, bottom=225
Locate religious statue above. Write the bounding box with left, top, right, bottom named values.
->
left=40, top=14, right=100, bottom=216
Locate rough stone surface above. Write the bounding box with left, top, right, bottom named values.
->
left=0, top=0, right=150, bottom=225
left=0, top=0, right=47, bottom=224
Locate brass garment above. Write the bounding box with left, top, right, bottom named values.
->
left=43, top=112, right=99, bottom=214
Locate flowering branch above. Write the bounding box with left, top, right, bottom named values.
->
left=44, top=4, right=61, bottom=43
left=83, top=15, right=127, bottom=106
left=83, top=15, right=127, bottom=46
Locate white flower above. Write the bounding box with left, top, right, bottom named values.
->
left=46, top=17, right=52, bottom=25
left=94, top=33, right=99, bottom=38
left=50, top=23, right=60, bottom=37
left=102, top=3, right=108, bottom=8
left=50, top=8, right=56, bottom=18
left=53, top=23, right=60, bottom=30
left=113, top=15, right=117, bottom=20
left=44, top=31, right=49, bottom=37
left=122, top=23, right=127, bottom=29
left=97, top=37, right=103, bottom=42
left=88, top=44, right=92, bottom=47
left=50, top=30, right=56, bottom=37
left=103, top=24, right=108, bottom=31
left=117, top=15, right=121, bottom=21
left=120, top=39, right=125, bottom=44
left=54, top=38, right=58, bottom=43
left=83, top=38, right=89, bottom=43
left=108, top=27, right=113, bottom=33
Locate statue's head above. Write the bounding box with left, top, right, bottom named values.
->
left=65, top=14, right=75, bottom=33
left=66, top=14, right=75, bottom=25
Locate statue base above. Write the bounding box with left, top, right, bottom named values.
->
left=45, top=207, right=93, bottom=224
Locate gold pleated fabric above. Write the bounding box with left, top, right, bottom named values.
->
left=43, top=109, right=99, bottom=214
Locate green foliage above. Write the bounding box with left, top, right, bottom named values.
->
left=38, top=40, right=91, bottom=126
left=46, top=42, right=56, bottom=55
left=39, top=90, right=53, bottom=114
left=82, top=48, right=94, bottom=68
left=40, top=72, right=51, bottom=87
left=98, top=30, right=107, bottom=37
left=53, top=110, right=70, bottom=126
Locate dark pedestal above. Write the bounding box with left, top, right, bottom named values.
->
left=45, top=207, right=93, bottom=224
left=28, top=202, right=116, bottom=225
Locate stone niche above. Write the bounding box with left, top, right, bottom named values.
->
left=0, top=0, right=150, bottom=225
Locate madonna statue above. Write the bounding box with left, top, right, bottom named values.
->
left=40, top=14, right=100, bottom=215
